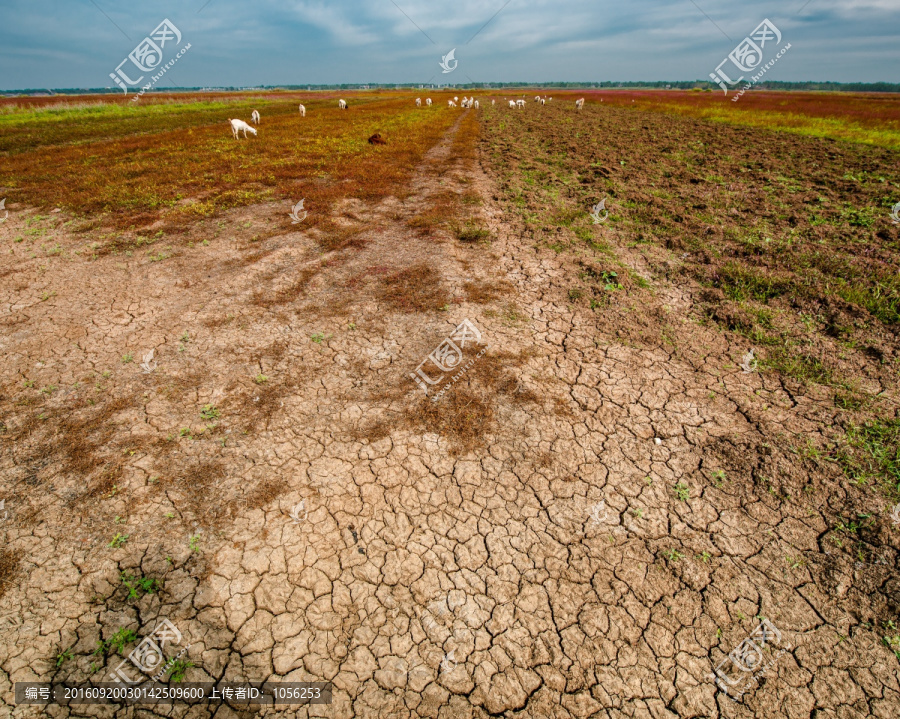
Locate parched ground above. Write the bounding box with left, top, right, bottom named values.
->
left=1, top=95, right=899, bottom=719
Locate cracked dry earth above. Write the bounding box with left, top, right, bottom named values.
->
left=1, top=109, right=900, bottom=719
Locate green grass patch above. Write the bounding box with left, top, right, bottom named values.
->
left=839, top=418, right=900, bottom=500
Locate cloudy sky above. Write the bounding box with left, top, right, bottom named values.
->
left=1, top=0, right=898, bottom=90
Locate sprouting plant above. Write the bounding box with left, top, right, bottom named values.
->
left=56, top=648, right=73, bottom=667
left=710, top=469, right=726, bottom=487
left=179, top=427, right=191, bottom=437
left=120, top=572, right=161, bottom=600
left=188, top=534, right=201, bottom=553
left=165, top=512, right=175, bottom=519
left=697, top=551, right=712, bottom=563
left=121, top=353, right=134, bottom=364
left=167, top=659, right=195, bottom=682
left=663, top=548, right=684, bottom=562
left=674, top=482, right=690, bottom=502
left=108, top=533, right=128, bottom=548
left=114, top=516, right=125, bottom=524
left=600, top=271, right=623, bottom=291
left=199, top=404, right=219, bottom=421
left=631, top=508, right=644, bottom=519
left=23, top=379, right=34, bottom=388
left=348, top=322, right=356, bottom=330
left=95, top=628, right=138, bottom=656
left=108, top=628, right=138, bottom=654
left=181, top=331, right=190, bottom=343
left=254, top=374, right=268, bottom=384
left=311, top=332, right=327, bottom=343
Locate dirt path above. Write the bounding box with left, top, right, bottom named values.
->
left=1, top=109, right=898, bottom=719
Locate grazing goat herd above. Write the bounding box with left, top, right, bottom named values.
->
left=227, top=95, right=586, bottom=139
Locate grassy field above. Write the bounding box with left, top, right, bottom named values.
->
left=568, top=89, right=900, bottom=148
left=480, top=92, right=900, bottom=501
left=0, top=92, right=458, bottom=234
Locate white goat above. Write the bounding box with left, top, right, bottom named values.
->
left=575, top=98, right=585, bottom=110
left=540, top=98, right=545, bottom=105
left=426, top=98, right=432, bottom=106
left=416, top=98, right=421, bottom=106
left=516, top=99, right=525, bottom=108
left=251, top=110, right=260, bottom=124
left=229, top=118, right=257, bottom=139
left=448, top=100, right=457, bottom=107
left=299, top=104, right=306, bottom=117
left=535, top=95, right=541, bottom=102
left=454, top=96, right=458, bottom=102
left=338, top=99, right=347, bottom=109
left=508, top=100, right=516, bottom=108
left=491, top=99, right=495, bottom=105
left=473, top=99, right=479, bottom=109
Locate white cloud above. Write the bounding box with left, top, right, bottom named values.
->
left=287, top=1, right=381, bottom=46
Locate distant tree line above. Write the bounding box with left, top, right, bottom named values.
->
left=5, top=80, right=900, bottom=96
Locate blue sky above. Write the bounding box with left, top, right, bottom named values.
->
left=1, top=0, right=898, bottom=90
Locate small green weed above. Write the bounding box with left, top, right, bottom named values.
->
left=663, top=548, right=684, bottom=562
left=120, top=572, right=161, bottom=601
left=199, top=404, right=219, bottom=421
left=167, top=659, right=195, bottom=682
left=56, top=648, right=73, bottom=667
